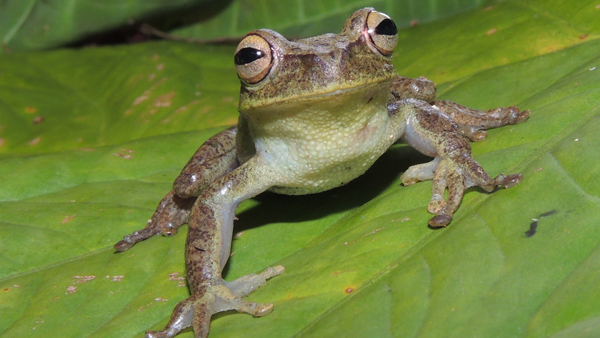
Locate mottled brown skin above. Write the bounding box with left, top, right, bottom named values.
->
left=114, top=127, right=238, bottom=251
left=114, top=8, right=529, bottom=338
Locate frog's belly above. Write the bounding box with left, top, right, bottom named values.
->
left=268, top=151, right=384, bottom=195
left=263, top=123, right=393, bottom=196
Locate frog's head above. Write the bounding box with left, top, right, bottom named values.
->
left=235, top=7, right=399, bottom=112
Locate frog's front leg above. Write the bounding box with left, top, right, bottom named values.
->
left=114, top=127, right=239, bottom=252
left=391, top=98, right=524, bottom=227
left=146, top=156, right=285, bottom=338
left=433, top=100, right=529, bottom=142
left=389, top=76, right=437, bottom=102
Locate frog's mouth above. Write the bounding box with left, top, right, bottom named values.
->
left=286, top=79, right=393, bottom=105
left=240, top=78, right=394, bottom=112
left=310, top=84, right=373, bottom=99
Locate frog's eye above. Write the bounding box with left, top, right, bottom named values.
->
left=366, top=11, right=398, bottom=57
left=234, top=35, right=273, bottom=84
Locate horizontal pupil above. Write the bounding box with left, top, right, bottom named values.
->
left=234, top=47, right=265, bottom=65
left=375, top=19, right=397, bottom=36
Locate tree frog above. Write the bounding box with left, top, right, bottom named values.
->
left=115, top=7, right=529, bottom=338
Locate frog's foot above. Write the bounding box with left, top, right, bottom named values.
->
left=426, top=154, right=522, bottom=228
left=114, top=191, right=195, bottom=252
left=146, top=266, right=285, bottom=338
left=433, top=101, right=530, bottom=142
left=401, top=158, right=440, bottom=186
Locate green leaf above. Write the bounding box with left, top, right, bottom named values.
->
left=1, top=0, right=484, bottom=52
left=170, top=0, right=485, bottom=42
left=2, top=1, right=600, bottom=338
left=0, top=43, right=239, bottom=155
left=0, top=0, right=215, bottom=51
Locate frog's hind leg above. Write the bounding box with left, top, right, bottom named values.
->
left=114, top=126, right=239, bottom=252
left=433, top=100, right=529, bottom=142
left=147, top=156, right=285, bottom=338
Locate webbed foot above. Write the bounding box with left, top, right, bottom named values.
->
left=114, top=191, right=195, bottom=252
left=401, top=158, right=440, bottom=186
left=425, top=153, right=522, bottom=228
left=433, top=101, right=530, bottom=142
left=146, top=265, right=285, bottom=338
